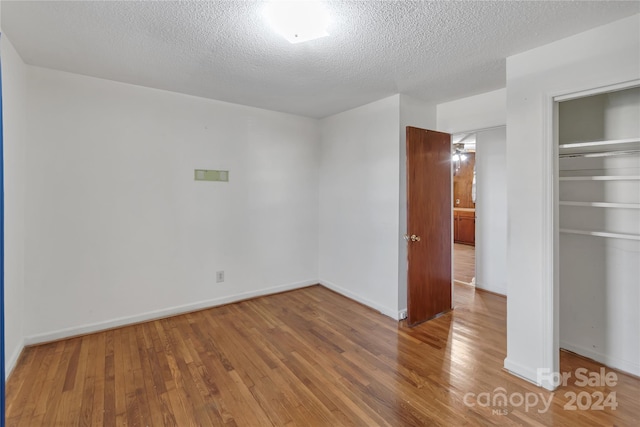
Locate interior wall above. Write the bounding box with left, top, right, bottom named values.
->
left=505, top=14, right=640, bottom=388
left=475, top=127, right=507, bottom=295
left=24, top=66, right=320, bottom=343
left=1, top=32, right=27, bottom=376
left=318, top=95, right=401, bottom=318
left=558, top=94, right=606, bottom=143
left=557, top=87, right=640, bottom=142
left=437, top=88, right=506, bottom=134
left=603, top=87, right=640, bottom=140
left=398, top=94, right=437, bottom=315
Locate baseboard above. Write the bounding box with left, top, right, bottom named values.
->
left=24, top=279, right=317, bottom=346
left=503, top=357, right=545, bottom=388
left=475, top=286, right=507, bottom=298
left=560, top=341, right=640, bottom=377
left=475, top=283, right=507, bottom=296
left=319, top=279, right=399, bottom=320
left=5, top=340, right=25, bottom=380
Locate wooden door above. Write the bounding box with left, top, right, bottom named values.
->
left=406, top=127, right=452, bottom=326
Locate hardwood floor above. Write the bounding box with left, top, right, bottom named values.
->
left=6, top=285, right=639, bottom=426
left=454, top=243, right=475, bottom=284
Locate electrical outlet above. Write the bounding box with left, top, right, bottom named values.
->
left=216, top=271, right=224, bottom=283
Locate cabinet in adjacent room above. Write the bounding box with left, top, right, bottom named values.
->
left=454, top=209, right=475, bottom=246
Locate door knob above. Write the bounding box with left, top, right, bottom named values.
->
left=411, top=234, right=421, bottom=242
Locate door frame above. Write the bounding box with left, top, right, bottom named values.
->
left=450, top=127, right=506, bottom=293
left=451, top=133, right=476, bottom=288
left=0, top=32, right=6, bottom=426
left=401, top=123, right=506, bottom=320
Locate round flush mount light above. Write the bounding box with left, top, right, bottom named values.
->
left=264, top=0, right=331, bottom=44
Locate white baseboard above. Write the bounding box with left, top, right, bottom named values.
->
left=503, top=357, right=545, bottom=388
left=6, top=340, right=25, bottom=380
left=475, top=283, right=507, bottom=296
left=560, top=341, right=640, bottom=377
left=24, top=279, right=317, bottom=346
left=319, top=279, right=399, bottom=320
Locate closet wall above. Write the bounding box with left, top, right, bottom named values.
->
left=558, top=86, right=640, bottom=376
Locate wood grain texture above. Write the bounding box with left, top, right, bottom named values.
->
left=454, top=210, right=475, bottom=246
left=406, top=126, right=452, bottom=325
left=453, top=152, right=475, bottom=208
left=454, top=243, right=475, bottom=284
left=6, top=284, right=639, bottom=426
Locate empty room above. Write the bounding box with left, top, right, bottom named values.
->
left=1, top=1, right=639, bottom=426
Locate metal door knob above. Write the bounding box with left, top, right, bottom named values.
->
left=404, top=234, right=421, bottom=242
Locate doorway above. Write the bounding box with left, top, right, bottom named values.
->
left=452, top=133, right=476, bottom=287
left=404, top=126, right=507, bottom=325
left=451, top=127, right=508, bottom=297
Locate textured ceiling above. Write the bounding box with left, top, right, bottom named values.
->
left=2, top=1, right=639, bottom=118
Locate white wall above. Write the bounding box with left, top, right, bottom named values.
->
left=505, top=14, right=640, bottom=388
left=318, top=95, right=401, bottom=318
left=398, top=94, right=437, bottom=314
left=475, top=127, right=507, bottom=295
left=437, top=88, right=506, bottom=134
left=1, top=32, right=27, bottom=376
left=24, top=67, right=320, bottom=343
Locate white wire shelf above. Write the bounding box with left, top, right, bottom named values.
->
left=560, top=229, right=640, bottom=241
left=559, top=138, right=640, bottom=158
left=559, top=201, right=640, bottom=209
left=559, top=137, right=640, bottom=153
left=559, top=176, right=640, bottom=181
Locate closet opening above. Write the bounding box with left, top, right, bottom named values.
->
left=555, top=83, right=640, bottom=377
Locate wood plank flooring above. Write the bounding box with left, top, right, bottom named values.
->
left=454, top=243, right=475, bottom=284
left=6, top=284, right=639, bottom=426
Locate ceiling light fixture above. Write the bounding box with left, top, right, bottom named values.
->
left=264, top=0, right=330, bottom=44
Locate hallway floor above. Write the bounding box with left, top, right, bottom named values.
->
left=454, top=243, right=475, bottom=284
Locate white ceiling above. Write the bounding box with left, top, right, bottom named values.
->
left=2, top=1, right=638, bottom=118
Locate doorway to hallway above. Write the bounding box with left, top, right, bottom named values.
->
left=451, top=126, right=508, bottom=297
left=452, top=133, right=476, bottom=286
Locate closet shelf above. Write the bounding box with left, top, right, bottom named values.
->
left=558, top=138, right=640, bottom=153
left=559, top=176, right=640, bottom=181
left=560, top=228, right=640, bottom=241
left=559, top=201, right=640, bottom=209
left=559, top=137, right=640, bottom=158
left=559, top=150, right=640, bottom=159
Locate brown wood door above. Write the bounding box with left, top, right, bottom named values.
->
left=406, top=126, right=452, bottom=326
